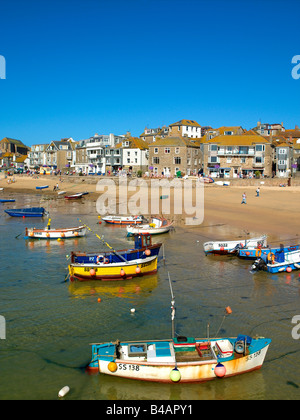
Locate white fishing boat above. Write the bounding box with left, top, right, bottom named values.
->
left=102, top=215, right=145, bottom=225
left=203, top=235, right=267, bottom=255
left=87, top=275, right=271, bottom=383
left=25, top=219, right=87, bottom=239
left=126, top=216, right=173, bottom=236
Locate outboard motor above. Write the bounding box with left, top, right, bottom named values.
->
left=251, top=257, right=267, bottom=272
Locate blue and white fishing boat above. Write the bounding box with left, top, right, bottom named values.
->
left=239, top=244, right=300, bottom=260
left=86, top=275, right=271, bottom=383
left=251, top=248, right=300, bottom=274
left=4, top=207, right=46, bottom=217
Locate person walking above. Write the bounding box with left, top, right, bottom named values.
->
left=241, top=192, right=247, bottom=204
left=256, top=187, right=260, bottom=197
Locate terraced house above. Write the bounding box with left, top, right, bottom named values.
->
left=168, top=119, right=202, bottom=139
left=201, top=134, right=272, bottom=178
left=148, top=135, right=201, bottom=177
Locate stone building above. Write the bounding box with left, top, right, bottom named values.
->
left=148, top=135, right=201, bottom=177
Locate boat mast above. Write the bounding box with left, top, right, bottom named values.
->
left=168, top=272, right=175, bottom=338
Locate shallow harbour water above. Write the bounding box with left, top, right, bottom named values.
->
left=0, top=194, right=300, bottom=400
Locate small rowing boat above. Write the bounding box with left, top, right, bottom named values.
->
left=4, top=207, right=46, bottom=217
left=0, top=199, right=15, bottom=203
left=64, top=192, right=89, bottom=199
left=203, top=235, right=267, bottom=255
left=102, top=215, right=145, bottom=225
left=126, top=216, right=173, bottom=236
left=36, top=185, right=49, bottom=190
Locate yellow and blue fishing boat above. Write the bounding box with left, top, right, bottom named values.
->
left=68, top=234, right=161, bottom=281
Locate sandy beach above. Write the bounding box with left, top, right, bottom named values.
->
left=1, top=174, right=300, bottom=242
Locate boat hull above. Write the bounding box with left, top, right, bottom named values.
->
left=4, top=207, right=46, bottom=217
left=69, top=254, right=158, bottom=281
left=25, top=226, right=87, bottom=239
left=127, top=226, right=171, bottom=236
left=102, top=216, right=143, bottom=225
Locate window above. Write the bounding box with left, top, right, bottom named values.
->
left=153, top=157, right=159, bottom=164
left=241, top=157, right=246, bottom=163
left=278, top=148, right=286, bottom=154
left=255, top=156, right=264, bottom=163
left=210, top=156, right=218, bottom=163
left=165, top=147, right=170, bottom=154
left=175, top=147, right=180, bottom=154
left=255, top=144, right=265, bottom=152
left=226, top=146, right=232, bottom=154
left=209, top=144, right=218, bottom=152
left=227, top=157, right=232, bottom=163
left=135, top=158, right=137, bottom=163
left=174, top=157, right=181, bottom=164
left=154, top=148, right=158, bottom=154
left=127, top=151, right=130, bottom=156
left=127, top=158, right=130, bottom=163
left=239, top=146, right=248, bottom=154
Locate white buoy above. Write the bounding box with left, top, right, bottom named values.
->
left=130, top=308, right=135, bottom=313
left=58, top=386, right=70, bottom=398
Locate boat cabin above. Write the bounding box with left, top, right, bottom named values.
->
left=134, top=234, right=152, bottom=249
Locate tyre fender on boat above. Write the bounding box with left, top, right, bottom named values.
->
left=267, top=252, right=275, bottom=264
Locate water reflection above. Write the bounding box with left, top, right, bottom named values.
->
left=68, top=274, right=158, bottom=299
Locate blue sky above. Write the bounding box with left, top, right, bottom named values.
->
left=0, top=0, right=300, bottom=146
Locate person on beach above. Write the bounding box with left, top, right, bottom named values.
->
left=241, top=192, right=247, bottom=204
left=256, top=187, right=260, bottom=197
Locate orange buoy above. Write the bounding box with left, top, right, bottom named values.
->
left=97, top=298, right=101, bottom=303
left=120, top=269, right=125, bottom=276
left=286, top=266, right=292, bottom=273
left=225, top=306, right=232, bottom=314
left=61, top=232, right=65, bottom=238
left=90, top=269, right=96, bottom=276
left=145, top=249, right=151, bottom=256
left=74, top=231, right=79, bottom=236
left=46, top=233, right=50, bottom=238
left=135, top=266, right=141, bottom=274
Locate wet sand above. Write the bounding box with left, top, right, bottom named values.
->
left=1, top=174, right=299, bottom=242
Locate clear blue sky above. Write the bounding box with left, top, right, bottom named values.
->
left=0, top=0, right=300, bottom=146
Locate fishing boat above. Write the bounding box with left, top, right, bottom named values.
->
left=251, top=248, right=300, bottom=273
left=64, top=192, right=88, bottom=199
left=36, top=185, right=49, bottom=190
left=86, top=276, right=271, bottom=383
left=102, top=215, right=145, bottom=225
left=68, top=234, right=161, bottom=281
left=126, top=216, right=173, bottom=236
left=0, top=199, right=15, bottom=203
left=239, top=244, right=300, bottom=260
left=203, top=235, right=267, bottom=255
left=25, top=223, right=87, bottom=239
left=4, top=207, right=46, bottom=217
